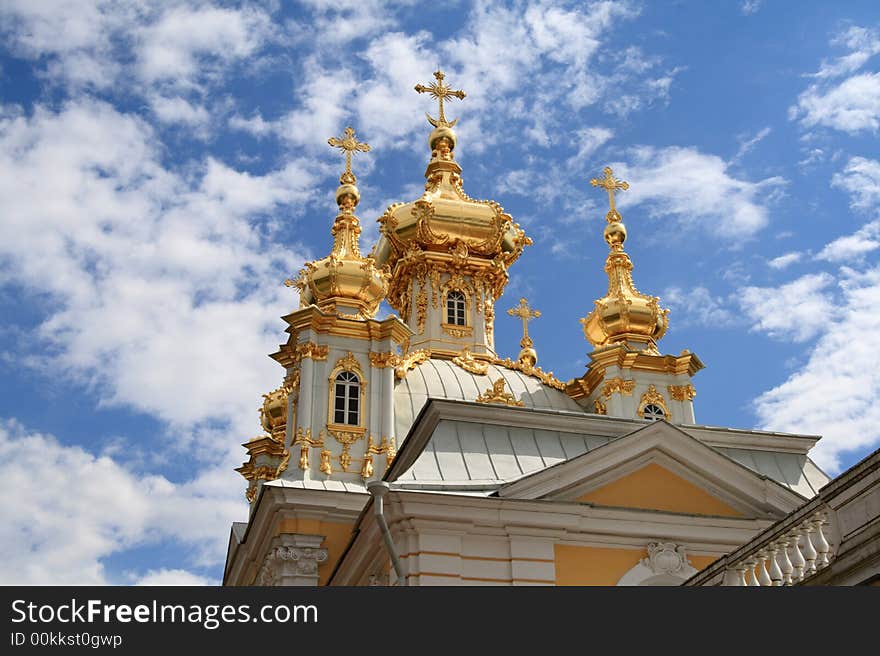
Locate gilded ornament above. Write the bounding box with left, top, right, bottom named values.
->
left=594, top=399, right=607, bottom=415
left=416, top=283, right=428, bottom=335
left=475, top=378, right=525, bottom=407
left=368, top=351, right=398, bottom=368
left=320, top=450, right=332, bottom=476
left=295, top=342, right=329, bottom=362
left=492, top=356, right=566, bottom=391
left=361, top=455, right=374, bottom=479
left=637, top=384, right=671, bottom=420
left=293, top=427, right=324, bottom=471
left=414, top=69, right=466, bottom=129
left=441, top=324, right=473, bottom=338
left=328, top=428, right=365, bottom=473
left=601, top=377, right=636, bottom=398
left=452, top=346, right=489, bottom=375
left=507, top=297, right=541, bottom=366
left=394, top=348, right=431, bottom=380
left=334, top=351, right=362, bottom=375
left=668, top=384, right=696, bottom=402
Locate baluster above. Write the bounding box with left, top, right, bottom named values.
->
left=776, top=538, right=793, bottom=585
left=744, top=557, right=760, bottom=586
left=789, top=529, right=806, bottom=582
left=723, top=567, right=743, bottom=586
left=756, top=550, right=773, bottom=586
left=767, top=543, right=783, bottom=586
left=801, top=521, right=818, bottom=576
left=811, top=512, right=831, bottom=568
left=735, top=563, right=748, bottom=587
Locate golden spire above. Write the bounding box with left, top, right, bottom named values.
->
left=507, top=297, right=541, bottom=367
left=414, top=69, right=466, bottom=128
left=289, top=126, right=388, bottom=318
left=328, top=126, right=370, bottom=185
left=580, top=165, right=668, bottom=352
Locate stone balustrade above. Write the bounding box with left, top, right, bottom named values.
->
left=685, top=502, right=836, bottom=587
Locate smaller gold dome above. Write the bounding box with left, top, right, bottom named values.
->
left=294, top=127, right=389, bottom=319
left=582, top=167, right=669, bottom=351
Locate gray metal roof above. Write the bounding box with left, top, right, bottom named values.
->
left=394, top=358, right=583, bottom=438
left=394, top=416, right=830, bottom=497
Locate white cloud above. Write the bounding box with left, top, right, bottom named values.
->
left=754, top=266, right=880, bottom=472
left=733, top=126, right=771, bottom=162
left=0, top=420, right=240, bottom=584
left=664, top=286, right=735, bottom=327
left=134, top=569, right=214, bottom=586
left=814, top=26, right=880, bottom=80
left=0, top=99, right=311, bottom=441
left=135, top=5, right=272, bottom=87
left=791, top=26, right=880, bottom=134
left=818, top=221, right=880, bottom=263
left=768, top=252, right=803, bottom=270
left=0, top=2, right=274, bottom=92
left=739, top=273, right=836, bottom=342
left=229, top=112, right=274, bottom=138
left=149, top=95, right=210, bottom=126
left=614, top=146, right=786, bottom=238
left=831, top=156, right=880, bottom=210
left=791, top=72, right=880, bottom=134
left=740, top=0, right=762, bottom=15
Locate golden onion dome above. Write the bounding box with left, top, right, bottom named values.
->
left=292, top=127, right=389, bottom=319
left=372, top=70, right=531, bottom=302
left=580, top=167, right=669, bottom=352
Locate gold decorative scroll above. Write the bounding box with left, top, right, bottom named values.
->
left=601, top=377, right=636, bottom=399
left=668, top=384, right=696, bottom=401
left=452, top=347, right=489, bottom=375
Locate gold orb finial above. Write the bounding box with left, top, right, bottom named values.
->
left=507, top=297, right=541, bottom=366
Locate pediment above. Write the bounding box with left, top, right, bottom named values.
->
left=498, top=420, right=805, bottom=518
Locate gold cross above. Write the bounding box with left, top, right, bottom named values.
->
left=328, top=127, right=370, bottom=183
left=590, top=166, right=629, bottom=215
left=414, top=70, right=466, bottom=128
left=507, top=297, right=541, bottom=346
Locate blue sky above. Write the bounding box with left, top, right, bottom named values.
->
left=1, top=0, right=879, bottom=585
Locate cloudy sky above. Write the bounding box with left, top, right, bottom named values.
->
left=1, top=0, right=879, bottom=585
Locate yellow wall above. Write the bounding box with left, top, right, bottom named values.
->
left=575, top=463, right=743, bottom=517
left=554, top=544, right=718, bottom=585
left=275, top=518, right=354, bottom=586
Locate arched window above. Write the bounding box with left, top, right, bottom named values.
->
left=446, top=290, right=466, bottom=326
left=642, top=403, right=666, bottom=421
left=334, top=371, right=360, bottom=426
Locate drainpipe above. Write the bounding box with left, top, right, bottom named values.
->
left=367, top=481, right=406, bottom=586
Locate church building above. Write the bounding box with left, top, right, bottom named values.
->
left=224, top=71, right=878, bottom=587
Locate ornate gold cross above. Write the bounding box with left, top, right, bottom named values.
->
left=590, top=166, right=629, bottom=215
left=507, top=297, right=541, bottom=347
left=414, top=69, right=466, bottom=128
left=328, top=126, right=370, bottom=183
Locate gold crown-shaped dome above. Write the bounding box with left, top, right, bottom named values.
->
left=372, top=70, right=531, bottom=304
left=293, top=128, right=389, bottom=319
left=581, top=167, right=669, bottom=351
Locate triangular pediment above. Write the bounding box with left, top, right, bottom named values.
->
left=498, top=420, right=805, bottom=518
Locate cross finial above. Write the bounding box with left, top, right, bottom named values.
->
left=590, top=166, right=629, bottom=219
left=414, top=69, right=466, bottom=128
left=507, top=297, right=541, bottom=348
left=328, top=126, right=370, bottom=185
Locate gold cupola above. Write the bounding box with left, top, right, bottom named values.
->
left=372, top=69, right=531, bottom=357
left=293, top=127, right=389, bottom=319
left=580, top=167, right=669, bottom=352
